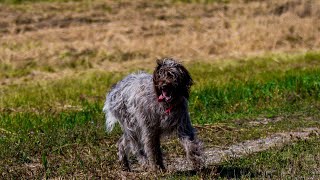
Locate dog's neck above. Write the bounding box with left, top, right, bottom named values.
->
left=161, top=96, right=184, bottom=115
left=165, top=105, right=174, bottom=114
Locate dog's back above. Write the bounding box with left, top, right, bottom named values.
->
left=103, top=72, right=155, bottom=132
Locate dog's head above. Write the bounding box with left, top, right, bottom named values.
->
left=153, top=58, right=193, bottom=103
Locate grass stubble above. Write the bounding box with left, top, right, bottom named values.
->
left=1, top=0, right=320, bottom=82
left=0, top=0, right=320, bottom=179
left=1, top=51, right=319, bottom=179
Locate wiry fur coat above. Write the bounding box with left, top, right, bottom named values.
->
left=103, top=58, right=203, bottom=171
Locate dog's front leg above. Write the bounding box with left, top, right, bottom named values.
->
left=178, top=113, right=203, bottom=169
left=142, top=128, right=165, bottom=171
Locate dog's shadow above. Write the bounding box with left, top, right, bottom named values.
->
left=168, top=165, right=259, bottom=179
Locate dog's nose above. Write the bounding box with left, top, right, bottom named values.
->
left=161, top=84, right=169, bottom=90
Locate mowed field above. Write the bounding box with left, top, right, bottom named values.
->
left=0, top=0, right=320, bottom=179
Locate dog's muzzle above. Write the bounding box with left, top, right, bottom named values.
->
left=158, top=85, right=172, bottom=102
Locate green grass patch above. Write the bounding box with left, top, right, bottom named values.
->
left=0, top=51, right=320, bottom=178
left=1, top=70, right=121, bottom=108
left=190, top=69, right=320, bottom=124
left=188, top=52, right=320, bottom=124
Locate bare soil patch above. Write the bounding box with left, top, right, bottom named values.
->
left=169, top=127, right=319, bottom=172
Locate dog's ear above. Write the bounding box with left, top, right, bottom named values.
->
left=153, top=59, right=162, bottom=96
left=154, top=58, right=164, bottom=76
left=178, top=64, right=193, bottom=99
left=156, top=58, right=163, bottom=66
left=182, top=65, right=193, bottom=88
left=153, top=59, right=162, bottom=80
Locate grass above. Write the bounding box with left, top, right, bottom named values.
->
left=0, top=0, right=320, bottom=178
left=191, top=69, right=319, bottom=123
left=0, top=0, right=229, bottom=4
left=189, top=52, right=320, bottom=123
left=1, top=51, right=320, bottom=178
left=0, top=0, right=83, bottom=4
left=1, top=0, right=319, bottom=76
left=172, top=0, right=230, bottom=3
left=217, top=137, right=320, bottom=179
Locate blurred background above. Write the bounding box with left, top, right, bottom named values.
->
left=1, top=0, right=319, bottom=83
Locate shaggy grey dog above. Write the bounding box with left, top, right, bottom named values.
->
left=103, top=58, right=203, bottom=171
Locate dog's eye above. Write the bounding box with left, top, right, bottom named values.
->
left=166, top=71, right=175, bottom=78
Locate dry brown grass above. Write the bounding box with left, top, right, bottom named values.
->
left=0, top=0, right=320, bottom=83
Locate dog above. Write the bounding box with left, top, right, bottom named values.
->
left=103, top=58, right=203, bottom=171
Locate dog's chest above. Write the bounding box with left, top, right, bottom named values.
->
left=160, top=113, right=178, bottom=132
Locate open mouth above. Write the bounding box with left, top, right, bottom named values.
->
left=158, top=90, right=172, bottom=102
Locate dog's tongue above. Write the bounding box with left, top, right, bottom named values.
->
left=158, top=94, right=165, bottom=102
left=158, top=91, right=171, bottom=102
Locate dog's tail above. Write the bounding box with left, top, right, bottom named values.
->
left=103, top=101, right=118, bottom=133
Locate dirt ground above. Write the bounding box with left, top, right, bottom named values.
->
left=170, top=127, right=319, bottom=172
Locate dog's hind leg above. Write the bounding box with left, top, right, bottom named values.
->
left=136, top=149, right=148, bottom=167
left=117, top=135, right=131, bottom=171
left=127, top=133, right=148, bottom=168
